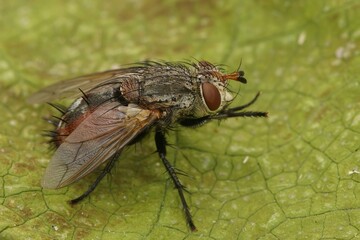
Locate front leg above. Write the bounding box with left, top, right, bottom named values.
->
left=179, top=116, right=209, bottom=127
left=180, top=92, right=267, bottom=127
left=155, top=130, right=197, bottom=231
left=211, top=92, right=268, bottom=120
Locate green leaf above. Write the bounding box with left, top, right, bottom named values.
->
left=1, top=1, right=359, bottom=239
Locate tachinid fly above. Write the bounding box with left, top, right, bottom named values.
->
left=28, top=60, right=268, bottom=231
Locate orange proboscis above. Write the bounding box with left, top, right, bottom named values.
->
left=223, top=72, right=241, bottom=81
left=209, top=71, right=240, bottom=83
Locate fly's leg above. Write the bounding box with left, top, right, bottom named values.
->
left=211, top=92, right=268, bottom=119
left=155, top=130, right=197, bottom=231
left=179, top=117, right=209, bottom=128
left=69, top=151, right=121, bottom=204
left=180, top=93, right=267, bottom=126
left=226, top=91, right=262, bottom=112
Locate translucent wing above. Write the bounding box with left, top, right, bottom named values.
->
left=41, top=101, right=159, bottom=189
left=27, top=67, right=140, bottom=104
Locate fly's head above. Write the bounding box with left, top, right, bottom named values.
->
left=191, top=61, right=247, bottom=118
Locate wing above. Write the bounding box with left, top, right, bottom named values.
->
left=41, top=101, right=159, bottom=189
left=27, top=67, right=141, bottom=104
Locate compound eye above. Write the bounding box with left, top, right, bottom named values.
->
left=201, top=82, right=221, bottom=111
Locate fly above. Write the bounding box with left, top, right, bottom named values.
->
left=28, top=60, right=268, bottom=231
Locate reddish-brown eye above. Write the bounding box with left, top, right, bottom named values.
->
left=201, top=82, right=221, bottom=111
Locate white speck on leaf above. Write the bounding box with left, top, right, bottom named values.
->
left=348, top=168, right=360, bottom=175
left=333, top=42, right=356, bottom=65
left=297, top=31, right=306, bottom=45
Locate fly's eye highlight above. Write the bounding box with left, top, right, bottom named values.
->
left=201, top=82, right=221, bottom=111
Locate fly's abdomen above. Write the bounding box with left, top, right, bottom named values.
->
left=51, top=98, right=90, bottom=147
left=51, top=83, right=126, bottom=147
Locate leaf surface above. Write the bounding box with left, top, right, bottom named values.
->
left=0, top=1, right=359, bottom=239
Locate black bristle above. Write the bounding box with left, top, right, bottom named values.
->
left=79, top=88, right=90, bottom=105
left=47, top=102, right=67, bottom=114
left=42, top=130, right=58, bottom=137
left=43, top=117, right=59, bottom=126
left=51, top=115, right=68, bottom=124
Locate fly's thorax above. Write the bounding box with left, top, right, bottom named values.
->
left=119, top=66, right=197, bottom=111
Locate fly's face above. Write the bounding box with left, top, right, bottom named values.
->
left=189, top=61, right=247, bottom=118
